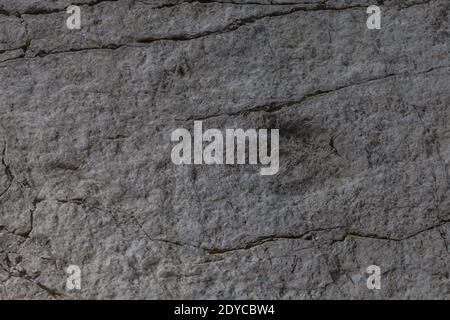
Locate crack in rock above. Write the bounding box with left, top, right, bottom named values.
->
left=184, top=65, right=450, bottom=121
left=0, top=142, right=14, bottom=200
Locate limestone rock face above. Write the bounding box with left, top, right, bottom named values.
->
left=0, top=0, right=449, bottom=299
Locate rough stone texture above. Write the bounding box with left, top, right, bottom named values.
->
left=0, top=0, right=449, bottom=299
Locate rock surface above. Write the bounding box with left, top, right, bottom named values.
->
left=0, top=0, right=449, bottom=299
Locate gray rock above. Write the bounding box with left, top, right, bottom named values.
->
left=0, top=0, right=449, bottom=299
